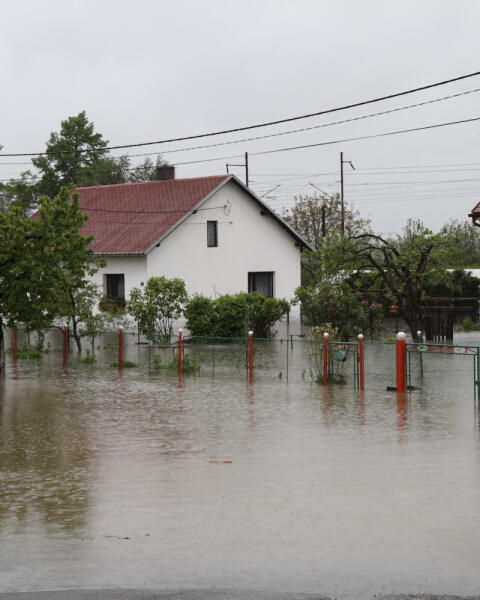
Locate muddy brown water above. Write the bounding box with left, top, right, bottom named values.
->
left=1, top=333, right=480, bottom=598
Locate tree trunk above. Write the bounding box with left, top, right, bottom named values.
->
left=401, top=308, right=423, bottom=341
left=72, top=319, right=82, bottom=353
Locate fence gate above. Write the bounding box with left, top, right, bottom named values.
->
left=407, top=342, right=479, bottom=399
left=328, top=341, right=359, bottom=387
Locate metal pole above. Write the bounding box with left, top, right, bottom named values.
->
left=286, top=336, right=289, bottom=383
left=248, top=330, right=253, bottom=383
left=178, top=329, right=184, bottom=377
left=340, top=151, right=344, bottom=237
left=417, top=330, right=424, bottom=378
left=118, top=328, right=124, bottom=370
left=245, top=152, right=249, bottom=188
left=323, top=332, right=329, bottom=385
left=358, top=333, right=365, bottom=390
left=396, top=332, right=406, bottom=392
left=322, top=201, right=326, bottom=238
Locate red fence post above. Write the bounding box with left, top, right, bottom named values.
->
left=118, top=328, right=124, bottom=370
left=178, top=329, right=184, bottom=377
left=396, top=331, right=406, bottom=392
left=358, top=333, right=365, bottom=390
left=12, top=329, right=17, bottom=366
left=323, top=332, right=329, bottom=385
left=248, top=330, right=253, bottom=383
left=63, top=327, right=68, bottom=368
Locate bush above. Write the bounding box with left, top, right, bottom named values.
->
left=79, top=351, right=96, bottom=364
left=15, top=348, right=43, bottom=359
left=295, top=281, right=365, bottom=340
left=111, top=360, right=138, bottom=368
left=185, top=292, right=289, bottom=338
left=99, top=295, right=126, bottom=315
left=128, top=276, right=188, bottom=343
left=152, top=354, right=200, bottom=373
left=184, top=296, right=215, bottom=337
left=461, top=317, right=480, bottom=332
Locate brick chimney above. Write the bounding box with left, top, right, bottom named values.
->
left=155, top=165, right=175, bottom=181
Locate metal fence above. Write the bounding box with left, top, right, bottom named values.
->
left=407, top=342, right=479, bottom=399
left=4, top=328, right=479, bottom=400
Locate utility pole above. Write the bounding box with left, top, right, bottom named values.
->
left=309, top=182, right=334, bottom=239
left=225, top=153, right=249, bottom=187
left=340, top=152, right=355, bottom=236
left=340, top=151, right=344, bottom=237
left=321, top=202, right=326, bottom=238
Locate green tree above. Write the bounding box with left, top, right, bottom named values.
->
left=32, top=111, right=109, bottom=198
left=0, top=186, right=103, bottom=370
left=295, top=280, right=366, bottom=340
left=2, top=112, right=169, bottom=212
left=56, top=283, right=102, bottom=354
left=128, top=277, right=189, bottom=342
left=282, top=192, right=370, bottom=250
left=338, top=221, right=454, bottom=339
left=0, top=172, right=40, bottom=214
left=441, top=219, right=480, bottom=267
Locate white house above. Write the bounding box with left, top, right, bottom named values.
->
left=77, top=168, right=311, bottom=317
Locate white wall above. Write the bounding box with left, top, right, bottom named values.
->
left=146, top=180, right=302, bottom=310
left=90, top=255, right=147, bottom=301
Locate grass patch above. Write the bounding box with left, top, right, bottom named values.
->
left=15, top=348, right=43, bottom=359
left=79, top=352, right=96, bottom=364
left=151, top=354, right=200, bottom=373
left=111, top=360, right=138, bottom=368
left=461, top=317, right=480, bottom=332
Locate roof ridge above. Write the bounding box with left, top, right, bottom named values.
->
left=76, top=174, right=230, bottom=192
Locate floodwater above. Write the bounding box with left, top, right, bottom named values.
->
left=1, top=334, right=480, bottom=599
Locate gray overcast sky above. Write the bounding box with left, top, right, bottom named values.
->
left=1, top=0, right=479, bottom=234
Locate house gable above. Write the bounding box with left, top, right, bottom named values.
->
left=145, top=178, right=305, bottom=300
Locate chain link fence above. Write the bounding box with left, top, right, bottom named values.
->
left=3, top=328, right=479, bottom=400
left=407, top=343, right=479, bottom=399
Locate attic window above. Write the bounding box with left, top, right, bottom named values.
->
left=207, top=221, right=218, bottom=247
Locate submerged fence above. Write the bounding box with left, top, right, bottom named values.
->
left=5, top=327, right=479, bottom=400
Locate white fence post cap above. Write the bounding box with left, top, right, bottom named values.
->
left=178, top=328, right=183, bottom=333
left=358, top=333, right=364, bottom=340
left=416, top=330, right=422, bottom=336
left=396, top=331, right=406, bottom=340
left=323, top=332, right=329, bottom=338
left=248, top=331, right=254, bottom=336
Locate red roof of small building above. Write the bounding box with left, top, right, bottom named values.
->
left=77, top=175, right=229, bottom=255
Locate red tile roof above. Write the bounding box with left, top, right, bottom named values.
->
left=77, top=175, right=229, bottom=255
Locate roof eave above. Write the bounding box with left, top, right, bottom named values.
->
left=94, top=252, right=146, bottom=257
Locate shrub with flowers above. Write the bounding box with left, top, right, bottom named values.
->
left=295, top=280, right=368, bottom=340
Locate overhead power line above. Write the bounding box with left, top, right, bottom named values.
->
left=1, top=69, right=480, bottom=157
left=250, top=115, right=480, bottom=156
left=2, top=115, right=480, bottom=185
left=100, top=87, right=480, bottom=159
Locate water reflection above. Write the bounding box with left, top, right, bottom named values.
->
left=1, top=343, right=480, bottom=596
left=0, top=376, right=92, bottom=533
left=396, top=392, right=408, bottom=443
